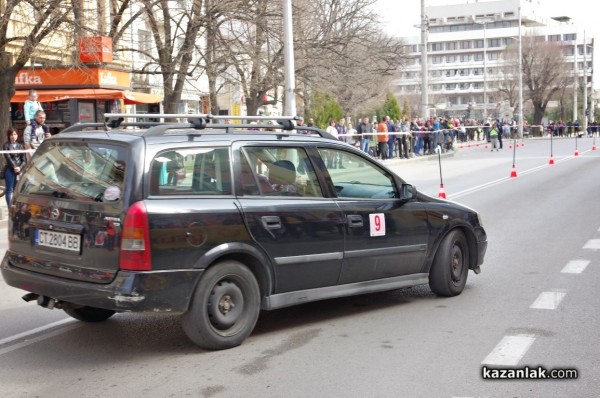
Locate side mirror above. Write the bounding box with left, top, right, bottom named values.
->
left=400, top=183, right=417, bottom=201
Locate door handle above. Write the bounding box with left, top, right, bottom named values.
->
left=346, top=215, right=363, bottom=228
left=261, top=216, right=282, bottom=230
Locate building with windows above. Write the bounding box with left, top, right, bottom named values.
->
left=394, top=0, right=594, bottom=122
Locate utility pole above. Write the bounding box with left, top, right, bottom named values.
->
left=283, top=0, right=296, bottom=116
left=583, top=30, right=588, bottom=133
left=518, top=6, right=524, bottom=138
left=420, top=0, right=429, bottom=121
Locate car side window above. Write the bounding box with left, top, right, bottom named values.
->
left=150, top=148, right=232, bottom=195
left=317, top=147, right=398, bottom=199
left=242, top=146, right=323, bottom=197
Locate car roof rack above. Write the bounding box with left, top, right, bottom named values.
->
left=58, top=114, right=336, bottom=140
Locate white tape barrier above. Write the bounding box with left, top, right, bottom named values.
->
left=0, top=149, right=35, bottom=154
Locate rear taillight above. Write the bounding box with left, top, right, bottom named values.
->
left=120, top=201, right=152, bottom=271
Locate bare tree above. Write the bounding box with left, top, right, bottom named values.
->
left=107, top=0, right=206, bottom=114
left=520, top=35, right=570, bottom=125
left=498, top=43, right=520, bottom=112
left=205, top=0, right=406, bottom=117
left=292, top=0, right=407, bottom=117
left=0, top=0, right=72, bottom=132
left=213, top=0, right=284, bottom=116
left=200, top=0, right=241, bottom=115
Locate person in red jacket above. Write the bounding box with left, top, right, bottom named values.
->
left=377, top=118, right=389, bottom=161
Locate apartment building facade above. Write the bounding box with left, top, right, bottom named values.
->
left=394, top=0, right=594, bottom=122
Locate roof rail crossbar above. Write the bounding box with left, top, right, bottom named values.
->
left=210, top=115, right=299, bottom=131
left=104, top=114, right=300, bottom=130
left=60, top=123, right=107, bottom=134
left=104, top=113, right=212, bottom=130
left=142, top=123, right=202, bottom=137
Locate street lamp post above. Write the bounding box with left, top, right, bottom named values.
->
left=574, top=33, right=578, bottom=131
left=551, top=16, right=578, bottom=134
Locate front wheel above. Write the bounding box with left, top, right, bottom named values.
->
left=182, top=260, right=260, bottom=350
left=429, top=230, right=469, bottom=297
left=63, top=306, right=116, bottom=322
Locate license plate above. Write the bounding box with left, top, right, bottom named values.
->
left=35, top=229, right=81, bottom=253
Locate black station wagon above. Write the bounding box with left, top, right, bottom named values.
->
left=1, top=114, right=487, bottom=350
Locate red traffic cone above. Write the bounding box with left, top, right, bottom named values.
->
left=548, top=156, right=555, bottom=165
left=510, top=165, right=518, bottom=178
left=438, top=183, right=447, bottom=199
left=574, top=149, right=579, bottom=156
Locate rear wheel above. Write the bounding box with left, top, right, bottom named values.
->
left=182, top=260, right=260, bottom=350
left=63, top=306, right=116, bottom=322
left=0, top=181, right=5, bottom=198
left=429, top=230, right=469, bottom=297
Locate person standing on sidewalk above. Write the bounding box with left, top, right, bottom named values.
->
left=377, top=118, right=389, bottom=161
left=489, top=123, right=499, bottom=151
left=3, top=128, right=27, bottom=206
left=357, top=117, right=372, bottom=154
left=23, top=110, right=51, bottom=160
left=386, top=116, right=396, bottom=159
left=24, top=89, right=42, bottom=126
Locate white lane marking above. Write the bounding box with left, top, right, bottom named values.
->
left=0, top=323, right=82, bottom=356
left=530, top=290, right=567, bottom=310
left=0, top=318, right=78, bottom=350
left=561, top=259, right=590, bottom=274
left=583, top=239, right=600, bottom=250
left=481, top=334, right=536, bottom=366
left=449, top=150, right=591, bottom=200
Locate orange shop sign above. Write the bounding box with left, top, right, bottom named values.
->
left=79, top=36, right=113, bottom=63
left=14, top=68, right=131, bottom=89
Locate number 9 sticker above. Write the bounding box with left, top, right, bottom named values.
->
left=369, top=213, right=386, bottom=237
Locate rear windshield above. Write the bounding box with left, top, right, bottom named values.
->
left=19, top=142, right=128, bottom=202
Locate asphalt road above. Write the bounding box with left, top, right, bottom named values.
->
left=0, top=136, right=599, bottom=397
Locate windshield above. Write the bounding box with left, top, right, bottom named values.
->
left=18, top=141, right=128, bottom=202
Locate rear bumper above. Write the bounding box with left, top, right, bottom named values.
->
left=1, top=252, right=203, bottom=313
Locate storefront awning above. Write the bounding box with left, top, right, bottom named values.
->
left=11, top=88, right=162, bottom=104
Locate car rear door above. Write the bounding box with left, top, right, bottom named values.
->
left=315, top=146, right=430, bottom=284
left=235, top=144, right=345, bottom=293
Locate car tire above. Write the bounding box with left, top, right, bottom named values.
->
left=429, top=229, right=469, bottom=297
left=182, top=260, right=260, bottom=350
left=63, top=306, right=116, bottom=322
